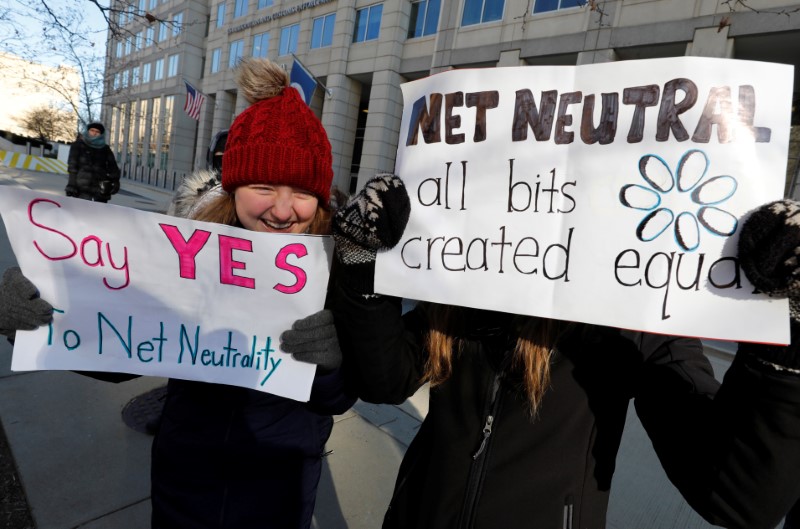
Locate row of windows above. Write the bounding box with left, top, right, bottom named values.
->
left=114, top=54, right=180, bottom=89
left=117, top=0, right=172, bottom=26
left=114, top=13, right=183, bottom=59
left=462, top=0, right=581, bottom=25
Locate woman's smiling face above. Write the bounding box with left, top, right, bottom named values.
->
left=234, top=184, right=319, bottom=234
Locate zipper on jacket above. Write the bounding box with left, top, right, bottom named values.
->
left=563, top=495, right=574, bottom=529
left=457, top=373, right=503, bottom=529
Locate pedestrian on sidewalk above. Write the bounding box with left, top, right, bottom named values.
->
left=330, top=178, right=800, bottom=529
left=149, top=57, right=354, bottom=529
left=66, top=121, right=120, bottom=203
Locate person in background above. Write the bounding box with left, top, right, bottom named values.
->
left=65, top=122, right=120, bottom=203
left=149, top=57, right=354, bottom=529
left=330, top=177, right=800, bottom=529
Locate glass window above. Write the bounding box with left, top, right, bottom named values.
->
left=132, top=66, right=140, bottom=85
left=353, top=4, right=382, bottom=42
left=279, top=24, right=299, bottom=55
left=210, top=48, right=222, bottom=73
left=149, top=0, right=157, bottom=9
left=138, top=0, right=146, bottom=14
left=167, top=54, right=179, bottom=77
left=146, top=26, right=155, bottom=45
left=461, top=0, right=504, bottom=26
left=229, top=39, right=244, bottom=67
left=114, top=73, right=121, bottom=90
left=234, top=0, right=247, bottom=18
left=252, top=32, right=270, bottom=57
left=216, top=3, right=225, bottom=27
left=125, top=38, right=132, bottom=55
left=532, top=0, right=581, bottom=14
left=158, top=22, right=167, bottom=41
left=154, top=58, right=164, bottom=80
left=408, top=0, right=440, bottom=38
left=122, top=69, right=129, bottom=87
left=257, top=0, right=272, bottom=8
left=142, top=62, right=152, bottom=82
left=135, top=31, right=143, bottom=49
left=116, top=41, right=123, bottom=58
left=172, top=12, right=183, bottom=36
left=311, top=13, right=335, bottom=49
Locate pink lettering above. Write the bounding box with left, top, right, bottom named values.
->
left=219, top=235, right=255, bottom=288
left=274, top=243, right=308, bottom=294
left=160, top=224, right=211, bottom=279
left=29, top=198, right=77, bottom=260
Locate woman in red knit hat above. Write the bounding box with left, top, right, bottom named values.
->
left=151, top=57, right=354, bottom=529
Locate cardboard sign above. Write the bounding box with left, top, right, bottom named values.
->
left=0, top=188, right=333, bottom=401
left=376, top=57, right=793, bottom=344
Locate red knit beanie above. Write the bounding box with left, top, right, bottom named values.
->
left=222, top=85, right=333, bottom=206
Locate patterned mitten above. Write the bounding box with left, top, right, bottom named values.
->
left=332, top=173, right=410, bottom=293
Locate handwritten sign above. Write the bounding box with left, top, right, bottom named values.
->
left=375, top=57, right=793, bottom=344
left=0, top=188, right=333, bottom=401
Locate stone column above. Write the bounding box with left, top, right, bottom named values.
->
left=356, top=69, right=404, bottom=190
left=321, top=73, right=362, bottom=194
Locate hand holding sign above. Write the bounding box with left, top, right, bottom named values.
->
left=0, top=267, right=53, bottom=338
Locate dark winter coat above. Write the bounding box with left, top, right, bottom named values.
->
left=67, top=135, right=120, bottom=201
left=150, top=172, right=356, bottom=529
left=332, top=285, right=800, bottom=529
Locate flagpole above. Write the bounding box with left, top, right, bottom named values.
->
left=290, top=53, right=333, bottom=98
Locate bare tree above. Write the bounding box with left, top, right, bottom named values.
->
left=16, top=104, right=77, bottom=143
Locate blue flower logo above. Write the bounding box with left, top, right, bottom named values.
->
left=619, top=150, right=739, bottom=252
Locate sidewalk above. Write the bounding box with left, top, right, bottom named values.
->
left=0, top=165, right=725, bottom=528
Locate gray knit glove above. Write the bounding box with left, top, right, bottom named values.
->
left=332, top=173, right=411, bottom=293
left=0, top=267, right=54, bottom=338
left=280, top=309, right=342, bottom=372
left=738, top=199, right=800, bottom=321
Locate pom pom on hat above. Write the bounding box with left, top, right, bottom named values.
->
left=222, top=58, right=333, bottom=206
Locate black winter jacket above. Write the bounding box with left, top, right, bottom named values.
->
left=332, top=285, right=800, bottom=529
left=67, top=136, right=120, bottom=201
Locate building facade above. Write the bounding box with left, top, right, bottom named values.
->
left=103, top=0, right=800, bottom=193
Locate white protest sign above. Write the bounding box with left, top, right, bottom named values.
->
left=0, top=187, right=333, bottom=402
left=376, top=57, right=793, bottom=344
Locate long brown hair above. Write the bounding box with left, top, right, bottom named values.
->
left=423, top=304, right=569, bottom=415
left=190, top=191, right=333, bottom=235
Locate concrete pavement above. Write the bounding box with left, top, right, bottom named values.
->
left=0, top=164, right=730, bottom=528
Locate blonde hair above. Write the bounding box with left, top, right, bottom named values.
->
left=423, top=304, right=569, bottom=415
left=190, top=190, right=333, bottom=235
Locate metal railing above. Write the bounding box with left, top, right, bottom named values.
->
left=120, top=162, right=186, bottom=192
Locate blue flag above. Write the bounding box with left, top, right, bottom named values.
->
left=290, top=60, right=317, bottom=106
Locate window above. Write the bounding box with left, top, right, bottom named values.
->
left=532, top=0, right=582, bottom=14
left=143, top=62, right=152, bottom=82
left=257, top=0, right=272, bottom=8
left=167, top=54, right=179, bottom=77
left=125, top=38, right=132, bottom=55
left=216, top=3, right=225, bottom=27
left=122, top=70, right=130, bottom=87
left=461, top=0, right=503, bottom=26
left=311, top=13, right=335, bottom=49
left=114, top=73, right=121, bottom=90
left=158, top=22, right=168, bottom=41
left=132, top=66, right=140, bottom=85
left=135, top=31, right=143, bottom=49
left=138, top=0, right=146, bottom=14
left=116, top=41, right=123, bottom=58
left=279, top=24, right=299, bottom=55
left=229, top=39, right=244, bottom=67
left=172, top=12, right=183, bottom=36
left=154, top=58, right=164, bottom=80
left=210, top=48, right=222, bottom=72
left=252, top=32, right=270, bottom=57
left=408, top=0, right=440, bottom=38
left=234, top=0, right=247, bottom=18
left=149, top=0, right=157, bottom=9
left=353, top=4, right=382, bottom=42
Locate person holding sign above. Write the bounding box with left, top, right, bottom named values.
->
left=147, top=58, right=354, bottom=529
left=330, top=178, right=800, bottom=529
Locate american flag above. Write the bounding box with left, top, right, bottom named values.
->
left=183, top=80, right=205, bottom=120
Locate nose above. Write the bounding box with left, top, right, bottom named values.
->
left=271, top=188, right=294, bottom=220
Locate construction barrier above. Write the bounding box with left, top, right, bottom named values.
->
left=0, top=150, right=68, bottom=174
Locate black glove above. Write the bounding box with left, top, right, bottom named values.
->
left=332, top=173, right=411, bottom=293
left=738, top=199, right=800, bottom=373
left=738, top=199, right=800, bottom=321
left=65, top=185, right=79, bottom=197
left=107, top=180, right=120, bottom=195
left=280, top=309, right=341, bottom=372
left=0, top=267, right=54, bottom=338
